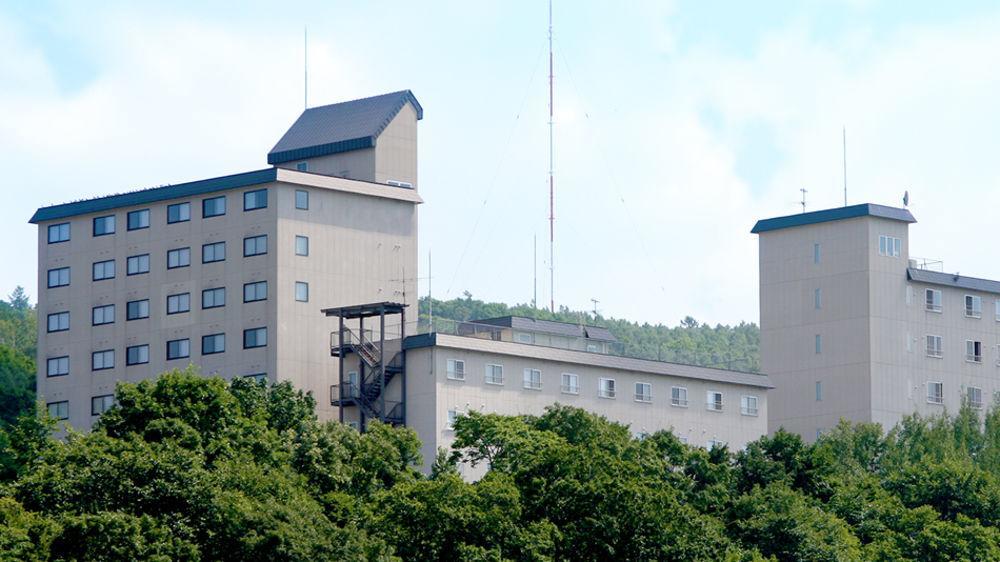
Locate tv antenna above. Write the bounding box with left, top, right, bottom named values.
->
left=547, top=0, right=555, bottom=314
left=800, top=188, right=808, bottom=213
left=304, top=27, right=309, bottom=109
left=842, top=126, right=847, bottom=206
left=590, top=298, right=599, bottom=317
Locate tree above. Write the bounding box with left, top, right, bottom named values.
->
left=0, top=346, right=35, bottom=428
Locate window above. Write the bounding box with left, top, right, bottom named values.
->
left=93, top=215, right=115, bottom=236
left=295, top=189, right=309, bottom=209
left=92, top=304, right=115, bottom=326
left=996, top=300, right=1000, bottom=322
left=741, top=395, right=759, bottom=416
left=446, top=409, right=460, bottom=430
left=243, top=189, right=268, bottom=211
left=243, top=235, right=267, bottom=256
left=126, top=299, right=150, bottom=320
left=296, top=162, right=308, bottom=172
left=485, top=364, right=504, bottom=385
left=927, top=381, right=944, bottom=404
left=244, top=281, right=267, bottom=302
left=446, top=359, right=466, bottom=380
left=926, top=335, right=943, bottom=358
left=523, top=368, right=542, bottom=390
left=966, top=295, right=982, bottom=318
left=245, top=373, right=268, bottom=384
left=969, top=386, right=984, bottom=410
left=816, top=381, right=823, bottom=402
left=671, top=386, right=688, bottom=407
left=47, top=267, right=70, bottom=288
left=47, top=311, right=69, bottom=333
left=295, top=235, right=309, bottom=256
left=167, top=247, right=191, bottom=269
left=243, top=327, right=267, bottom=349
left=127, top=209, right=150, bottom=230
left=814, top=288, right=822, bottom=310
left=561, top=373, right=579, bottom=394
left=167, top=202, right=190, bottom=223
left=878, top=234, right=901, bottom=257
left=127, top=254, right=150, bottom=275
left=516, top=333, right=533, bottom=344
left=91, top=349, right=115, bottom=371
left=599, top=378, right=616, bottom=399
left=966, top=340, right=983, bottom=363
left=706, top=391, right=724, bottom=412
left=295, top=281, right=309, bottom=302
left=46, top=356, right=69, bottom=377
left=92, top=260, right=115, bottom=281
left=202, top=242, right=226, bottom=263
left=815, top=334, right=822, bottom=354
left=202, top=196, right=226, bottom=218
left=91, top=394, right=115, bottom=416
left=202, top=333, right=225, bottom=355
left=202, top=287, right=225, bottom=309
left=586, top=343, right=599, bottom=352
left=47, top=401, right=68, bottom=420
left=706, top=439, right=727, bottom=450
left=813, top=242, right=820, bottom=264
left=925, top=289, right=942, bottom=312
left=634, top=382, right=652, bottom=403
left=166, top=293, right=191, bottom=314
left=48, top=222, right=70, bottom=243
left=126, top=344, right=149, bottom=366
left=166, top=338, right=190, bottom=360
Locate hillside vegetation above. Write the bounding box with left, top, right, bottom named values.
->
left=0, top=287, right=36, bottom=428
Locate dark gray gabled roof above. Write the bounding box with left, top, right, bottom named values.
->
left=751, top=203, right=915, bottom=234
left=267, top=90, right=423, bottom=165
left=907, top=268, right=1000, bottom=295
left=470, top=316, right=619, bottom=342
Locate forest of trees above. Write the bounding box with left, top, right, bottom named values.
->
left=0, top=287, right=36, bottom=429
left=418, top=295, right=761, bottom=372
left=2, top=369, right=1000, bottom=560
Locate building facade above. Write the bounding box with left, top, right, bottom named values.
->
left=755, top=203, right=1000, bottom=440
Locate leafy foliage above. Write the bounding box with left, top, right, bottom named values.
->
left=0, top=287, right=36, bottom=430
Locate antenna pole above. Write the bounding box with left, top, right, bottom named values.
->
left=842, top=126, right=847, bottom=206
left=548, top=0, right=555, bottom=314
left=428, top=250, right=432, bottom=332
left=800, top=188, right=808, bottom=213
left=533, top=234, right=538, bottom=308
left=304, top=27, right=308, bottom=109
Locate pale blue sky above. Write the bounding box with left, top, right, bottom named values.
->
left=3, top=1, right=1000, bottom=325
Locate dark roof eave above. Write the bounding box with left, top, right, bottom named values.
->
left=751, top=203, right=916, bottom=234
left=267, top=136, right=376, bottom=165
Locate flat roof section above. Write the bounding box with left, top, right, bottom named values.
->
left=751, top=203, right=915, bottom=234
left=908, top=268, right=1000, bottom=295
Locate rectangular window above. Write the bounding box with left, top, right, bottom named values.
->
left=127, top=254, right=150, bottom=275
left=523, top=368, right=542, bottom=390
left=969, top=386, right=984, bottom=410
left=295, top=281, right=309, bottom=302
left=446, top=409, right=460, bottom=431
left=243, top=235, right=267, bottom=256
left=91, top=394, right=115, bottom=416
left=166, top=338, right=190, bottom=360
left=295, top=189, right=309, bottom=209
left=245, top=373, right=268, bottom=384
left=46, top=356, right=69, bottom=377
left=965, top=295, right=982, bottom=318
left=47, top=311, right=70, bottom=332
left=126, top=344, right=149, bottom=366
left=599, top=378, right=616, bottom=399
left=446, top=359, right=466, bottom=380
left=167, top=247, right=191, bottom=269
left=126, top=299, right=150, bottom=320
left=878, top=234, right=901, bottom=257
left=741, top=395, right=759, bottom=416
left=202, top=242, right=226, bottom=263
left=296, top=162, right=308, bottom=172
left=92, top=259, right=115, bottom=281
left=167, top=202, right=191, bottom=223
left=166, top=293, right=191, bottom=314
left=243, top=189, right=268, bottom=211
left=926, top=335, right=943, bottom=358
left=47, top=267, right=70, bottom=288
left=927, top=381, right=944, bottom=404
left=815, top=334, right=822, bottom=354
left=92, top=304, right=115, bottom=326
left=814, top=288, right=822, bottom=310
left=966, top=340, right=983, bottom=363
left=91, top=349, right=115, bottom=371
left=813, top=242, right=820, bottom=264
left=202, top=196, right=226, bottom=218
left=517, top=332, right=533, bottom=344
left=243, top=281, right=267, bottom=303
left=561, top=373, right=579, bottom=394
left=127, top=209, right=150, bottom=230
left=995, top=300, right=1000, bottom=322
left=706, top=391, right=724, bottom=411
left=925, top=289, right=942, bottom=312
left=671, top=386, right=688, bottom=407
left=243, top=327, right=267, bottom=349
left=48, top=222, right=70, bottom=243
left=47, top=401, right=69, bottom=420
left=485, top=364, right=504, bottom=385
left=202, top=333, right=226, bottom=355
left=93, top=215, right=115, bottom=236
left=634, top=382, right=652, bottom=403
left=202, top=287, right=225, bottom=309
left=816, top=381, right=823, bottom=401
left=295, top=235, right=309, bottom=256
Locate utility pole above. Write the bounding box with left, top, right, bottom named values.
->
left=548, top=0, right=555, bottom=314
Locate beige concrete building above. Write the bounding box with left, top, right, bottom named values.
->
left=32, top=91, right=423, bottom=428
left=755, top=203, right=1000, bottom=441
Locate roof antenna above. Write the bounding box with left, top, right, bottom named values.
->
left=548, top=0, right=556, bottom=314
left=591, top=298, right=599, bottom=318
left=304, top=26, right=309, bottom=110
left=842, top=126, right=847, bottom=206
left=800, top=187, right=808, bottom=213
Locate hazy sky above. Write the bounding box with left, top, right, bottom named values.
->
left=3, top=1, right=999, bottom=326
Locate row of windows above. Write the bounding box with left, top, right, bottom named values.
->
left=45, top=282, right=309, bottom=332
left=921, top=288, right=1000, bottom=320
left=923, top=335, right=994, bottom=363
left=44, top=188, right=313, bottom=244
left=45, top=328, right=268, bottom=377
left=443, top=359, right=759, bottom=415
left=926, top=382, right=985, bottom=409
